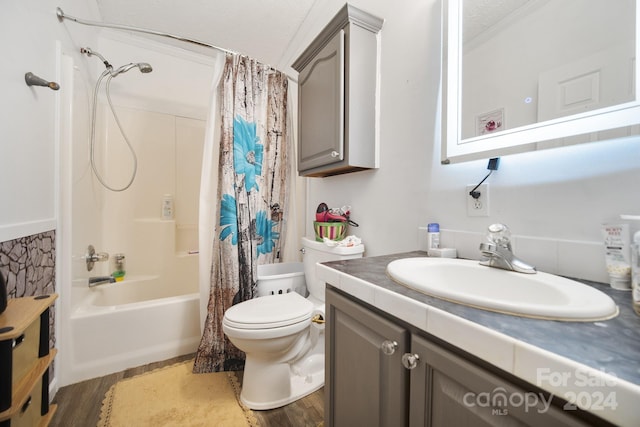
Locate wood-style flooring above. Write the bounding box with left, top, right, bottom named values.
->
left=50, top=354, right=324, bottom=427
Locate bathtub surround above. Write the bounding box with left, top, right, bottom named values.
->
left=194, top=54, right=292, bottom=373
left=55, top=33, right=219, bottom=387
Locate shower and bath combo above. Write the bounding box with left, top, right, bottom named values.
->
left=82, top=47, right=152, bottom=192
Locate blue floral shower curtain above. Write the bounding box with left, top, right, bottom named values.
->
left=193, top=54, right=290, bottom=372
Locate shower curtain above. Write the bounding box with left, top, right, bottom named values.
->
left=194, top=54, right=290, bottom=372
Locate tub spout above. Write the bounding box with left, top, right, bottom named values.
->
left=88, top=276, right=115, bottom=287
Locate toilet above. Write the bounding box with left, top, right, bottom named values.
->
left=222, top=236, right=364, bottom=410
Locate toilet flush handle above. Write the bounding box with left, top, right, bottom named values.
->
left=311, top=314, right=325, bottom=324
left=300, top=248, right=306, bottom=255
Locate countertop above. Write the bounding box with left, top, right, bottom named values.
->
left=316, top=251, right=640, bottom=427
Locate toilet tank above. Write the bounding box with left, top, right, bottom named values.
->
left=301, top=236, right=364, bottom=301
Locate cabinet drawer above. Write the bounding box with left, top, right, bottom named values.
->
left=11, top=320, right=41, bottom=393
left=0, top=302, right=51, bottom=413
left=0, top=371, right=49, bottom=427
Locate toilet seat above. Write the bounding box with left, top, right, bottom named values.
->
left=224, top=292, right=313, bottom=329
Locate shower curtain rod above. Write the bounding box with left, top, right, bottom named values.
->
left=55, top=7, right=239, bottom=57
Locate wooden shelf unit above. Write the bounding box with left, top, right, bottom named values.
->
left=0, top=294, right=58, bottom=427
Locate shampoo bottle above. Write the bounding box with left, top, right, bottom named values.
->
left=162, top=194, right=174, bottom=220
left=621, top=215, right=640, bottom=316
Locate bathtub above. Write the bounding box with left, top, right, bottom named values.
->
left=66, top=275, right=201, bottom=384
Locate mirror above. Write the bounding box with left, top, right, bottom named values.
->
left=442, top=0, right=639, bottom=163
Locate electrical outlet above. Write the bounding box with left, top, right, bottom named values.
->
left=466, top=184, right=489, bottom=216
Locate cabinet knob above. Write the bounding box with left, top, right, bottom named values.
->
left=381, top=340, right=398, bottom=356
left=331, top=151, right=340, bottom=158
left=401, top=353, right=420, bottom=370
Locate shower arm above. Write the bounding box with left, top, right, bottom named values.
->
left=80, top=47, right=112, bottom=71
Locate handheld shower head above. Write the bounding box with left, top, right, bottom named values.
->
left=138, top=63, right=153, bottom=73
left=111, top=62, right=153, bottom=77
left=81, top=47, right=152, bottom=77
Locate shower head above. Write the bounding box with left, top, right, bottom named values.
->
left=111, top=62, right=153, bottom=77
left=81, top=47, right=152, bottom=77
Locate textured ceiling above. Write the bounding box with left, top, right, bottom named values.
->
left=95, top=0, right=317, bottom=66
left=464, top=0, right=535, bottom=42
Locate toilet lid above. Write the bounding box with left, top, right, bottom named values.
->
left=223, top=292, right=314, bottom=329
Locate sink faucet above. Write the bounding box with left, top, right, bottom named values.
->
left=479, top=223, right=536, bottom=274
left=88, top=276, right=116, bottom=287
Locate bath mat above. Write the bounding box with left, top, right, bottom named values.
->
left=97, top=360, right=259, bottom=427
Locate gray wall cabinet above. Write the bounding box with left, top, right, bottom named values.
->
left=326, top=287, right=602, bottom=427
left=292, top=4, right=383, bottom=177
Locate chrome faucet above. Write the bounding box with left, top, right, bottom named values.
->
left=88, top=276, right=115, bottom=287
left=479, top=224, right=536, bottom=274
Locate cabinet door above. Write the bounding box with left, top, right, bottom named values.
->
left=326, top=289, right=409, bottom=427
left=298, top=30, right=344, bottom=172
left=409, top=334, right=589, bottom=427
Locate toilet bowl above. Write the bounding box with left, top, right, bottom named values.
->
left=222, top=236, right=364, bottom=410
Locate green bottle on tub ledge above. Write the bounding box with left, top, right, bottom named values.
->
left=112, top=253, right=126, bottom=282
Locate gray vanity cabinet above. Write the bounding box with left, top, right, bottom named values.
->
left=326, top=287, right=594, bottom=427
left=292, top=4, right=383, bottom=177
left=409, top=334, right=589, bottom=427
left=325, top=288, right=409, bottom=426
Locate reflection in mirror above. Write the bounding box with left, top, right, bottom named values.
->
left=442, top=0, right=640, bottom=164
left=462, top=0, right=635, bottom=139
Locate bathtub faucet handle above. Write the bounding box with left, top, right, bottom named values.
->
left=86, top=245, right=109, bottom=271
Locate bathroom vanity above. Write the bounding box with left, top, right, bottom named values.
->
left=319, top=252, right=640, bottom=427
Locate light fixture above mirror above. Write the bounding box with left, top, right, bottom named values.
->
left=442, top=0, right=639, bottom=164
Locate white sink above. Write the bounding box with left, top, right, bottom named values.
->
left=386, top=258, right=618, bottom=321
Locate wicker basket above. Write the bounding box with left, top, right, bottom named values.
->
left=313, top=221, right=347, bottom=242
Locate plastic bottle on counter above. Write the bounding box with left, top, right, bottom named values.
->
left=427, top=223, right=440, bottom=250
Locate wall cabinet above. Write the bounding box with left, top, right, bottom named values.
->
left=292, top=4, right=383, bottom=177
left=326, top=288, right=601, bottom=427
left=0, top=295, right=57, bottom=427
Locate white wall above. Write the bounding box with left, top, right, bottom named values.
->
left=280, top=0, right=640, bottom=284
left=0, top=0, right=101, bottom=242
